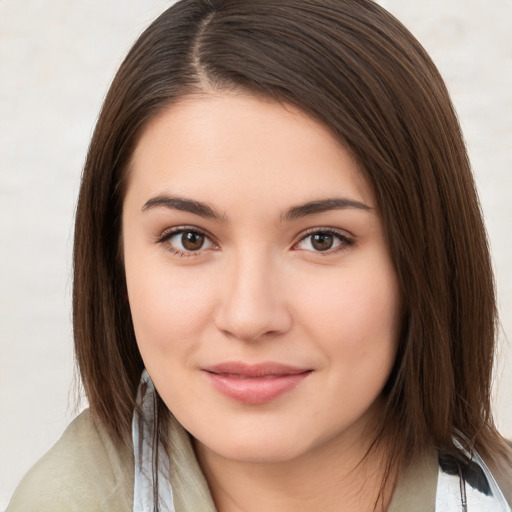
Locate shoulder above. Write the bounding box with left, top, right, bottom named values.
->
left=7, top=409, right=134, bottom=512
left=388, top=448, right=438, bottom=511
left=389, top=442, right=512, bottom=511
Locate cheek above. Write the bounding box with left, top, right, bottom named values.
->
left=305, top=271, right=400, bottom=423
left=293, top=258, right=401, bottom=376
left=125, top=261, right=216, bottom=354
left=299, top=267, right=399, bottom=338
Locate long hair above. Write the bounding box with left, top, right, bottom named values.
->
left=73, top=0, right=507, bottom=478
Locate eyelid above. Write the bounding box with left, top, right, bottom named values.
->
left=157, top=224, right=213, bottom=240
left=156, top=225, right=218, bottom=257
left=292, top=227, right=355, bottom=255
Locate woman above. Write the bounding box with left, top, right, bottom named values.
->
left=7, top=0, right=512, bottom=511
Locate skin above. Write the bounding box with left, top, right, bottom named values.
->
left=122, top=92, right=401, bottom=511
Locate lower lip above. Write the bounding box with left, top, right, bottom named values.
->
left=204, top=371, right=311, bottom=405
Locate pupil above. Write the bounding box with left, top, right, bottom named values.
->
left=182, top=232, right=204, bottom=251
left=312, top=233, right=333, bottom=251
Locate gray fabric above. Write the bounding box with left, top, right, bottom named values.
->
left=387, top=448, right=438, bottom=511
left=6, top=410, right=134, bottom=512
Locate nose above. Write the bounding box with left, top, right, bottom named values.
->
left=214, top=250, right=292, bottom=342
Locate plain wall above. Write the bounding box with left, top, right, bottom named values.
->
left=1, top=0, right=511, bottom=508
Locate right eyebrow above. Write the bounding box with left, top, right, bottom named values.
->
left=141, top=194, right=228, bottom=222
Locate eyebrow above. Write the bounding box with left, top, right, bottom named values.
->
left=141, top=194, right=372, bottom=222
left=142, top=195, right=227, bottom=222
left=281, top=197, right=372, bottom=221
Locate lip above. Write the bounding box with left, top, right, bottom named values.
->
left=203, top=362, right=312, bottom=405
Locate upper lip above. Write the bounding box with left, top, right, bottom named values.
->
left=203, top=362, right=311, bottom=378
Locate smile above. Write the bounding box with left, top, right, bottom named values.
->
left=203, top=362, right=312, bottom=405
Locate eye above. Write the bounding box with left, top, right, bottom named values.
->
left=295, top=229, right=353, bottom=254
left=158, top=227, right=217, bottom=256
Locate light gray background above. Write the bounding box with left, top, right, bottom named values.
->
left=1, top=0, right=511, bottom=507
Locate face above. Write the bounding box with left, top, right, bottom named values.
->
left=123, top=93, right=401, bottom=464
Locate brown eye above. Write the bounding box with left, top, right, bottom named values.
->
left=311, top=233, right=334, bottom=251
left=160, top=228, right=216, bottom=256
left=181, top=231, right=205, bottom=251
left=295, top=229, right=352, bottom=254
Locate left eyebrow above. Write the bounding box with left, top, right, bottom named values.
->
left=281, top=197, right=372, bottom=221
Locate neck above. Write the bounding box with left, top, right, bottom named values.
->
left=194, top=419, right=396, bottom=512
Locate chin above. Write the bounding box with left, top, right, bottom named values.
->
left=197, top=437, right=308, bottom=464
left=192, top=419, right=343, bottom=466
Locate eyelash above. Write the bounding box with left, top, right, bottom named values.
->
left=156, top=226, right=354, bottom=258
left=295, top=228, right=355, bottom=256
left=157, top=226, right=217, bottom=258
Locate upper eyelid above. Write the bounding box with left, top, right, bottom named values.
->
left=156, top=226, right=218, bottom=254
left=157, top=227, right=218, bottom=257
left=296, top=226, right=354, bottom=241
left=158, top=225, right=215, bottom=241
left=292, top=227, right=355, bottom=252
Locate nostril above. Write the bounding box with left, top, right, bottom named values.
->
left=214, top=301, right=292, bottom=342
left=213, top=259, right=292, bottom=341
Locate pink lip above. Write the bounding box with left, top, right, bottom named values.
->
left=203, top=362, right=312, bottom=405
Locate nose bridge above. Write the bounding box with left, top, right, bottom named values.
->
left=215, top=246, right=291, bottom=341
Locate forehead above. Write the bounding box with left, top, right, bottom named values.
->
left=126, top=93, right=374, bottom=210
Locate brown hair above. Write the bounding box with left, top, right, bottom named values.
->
left=73, top=0, right=507, bottom=478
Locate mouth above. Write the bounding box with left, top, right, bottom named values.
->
left=203, top=362, right=312, bottom=405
